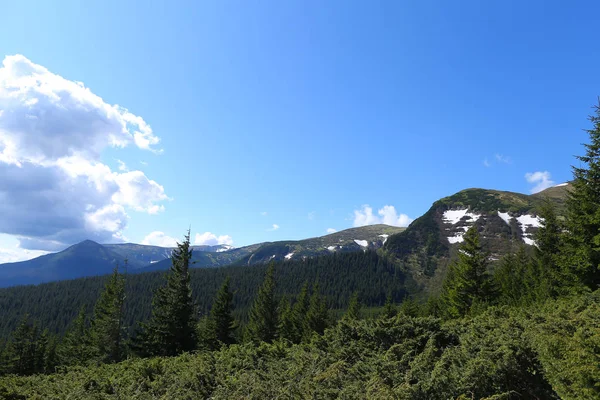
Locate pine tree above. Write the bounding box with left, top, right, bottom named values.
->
left=89, top=264, right=126, bottom=364
left=247, top=263, right=278, bottom=343
left=344, top=291, right=361, bottom=320
left=6, top=316, right=38, bottom=375
left=306, top=284, right=328, bottom=335
left=134, top=231, right=198, bottom=356
left=495, top=246, right=530, bottom=306
left=278, top=296, right=296, bottom=343
left=58, top=306, right=91, bottom=366
left=562, top=101, right=600, bottom=290
left=208, top=276, right=236, bottom=347
left=441, top=226, right=494, bottom=318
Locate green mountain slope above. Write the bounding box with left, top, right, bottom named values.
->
left=384, top=183, right=571, bottom=294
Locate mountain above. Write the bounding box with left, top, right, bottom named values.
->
left=383, top=183, right=571, bottom=294
left=0, top=225, right=404, bottom=287
left=138, top=225, right=404, bottom=271
left=0, top=240, right=124, bottom=287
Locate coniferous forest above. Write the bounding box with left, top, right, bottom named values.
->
left=0, top=104, right=599, bottom=398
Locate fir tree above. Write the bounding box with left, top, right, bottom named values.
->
left=306, top=284, right=328, bottom=335
left=6, top=316, right=38, bottom=375
left=495, top=246, right=531, bottom=306
left=208, top=276, right=236, bottom=347
left=278, top=296, right=296, bottom=343
left=89, top=264, right=126, bottom=364
left=290, top=282, right=310, bottom=343
left=441, top=226, right=494, bottom=318
left=247, top=263, right=278, bottom=343
left=134, top=231, right=198, bottom=356
left=562, top=101, right=600, bottom=290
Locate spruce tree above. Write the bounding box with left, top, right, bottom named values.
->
left=441, top=226, right=494, bottom=318
left=134, top=231, right=198, bottom=356
left=290, top=282, right=310, bottom=343
left=89, top=264, right=126, bottom=364
left=278, top=296, right=296, bottom=343
left=247, top=263, right=278, bottom=343
left=344, top=291, right=361, bottom=320
left=381, top=292, right=397, bottom=319
left=6, top=316, right=38, bottom=375
left=562, top=101, right=600, bottom=290
left=495, top=246, right=530, bottom=306
left=208, top=276, right=236, bottom=347
left=306, top=284, right=328, bottom=335
left=58, top=305, right=91, bottom=366
left=533, top=200, right=564, bottom=299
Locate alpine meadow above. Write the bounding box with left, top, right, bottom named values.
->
left=1, top=2, right=600, bottom=399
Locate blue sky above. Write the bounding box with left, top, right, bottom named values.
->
left=0, top=0, right=599, bottom=260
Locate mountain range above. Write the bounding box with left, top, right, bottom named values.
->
left=0, top=183, right=570, bottom=288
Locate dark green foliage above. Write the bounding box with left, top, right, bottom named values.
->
left=381, top=293, right=397, bottom=319
left=495, top=246, right=532, bottom=306
left=57, top=306, right=91, bottom=367
left=247, top=264, right=278, bottom=343
left=562, top=102, right=600, bottom=290
left=306, top=284, right=328, bottom=336
left=344, top=291, right=361, bottom=320
left=441, top=226, right=495, bottom=317
left=1, top=316, right=56, bottom=376
left=89, top=265, right=126, bottom=364
left=206, top=276, right=236, bottom=348
left=133, top=232, right=198, bottom=357
left=0, top=250, right=406, bottom=341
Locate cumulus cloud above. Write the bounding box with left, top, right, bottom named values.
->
left=353, top=205, right=413, bottom=228
left=268, top=224, right=280, bottom=231
left=194, top=232, right=234, bottom=246
left=326, top=228, right=337, bottom=234
left=0, top=55, right=168, bottom=252
left=525, top=171, right=555, bottom=194
left=141, top=231, right=178, bottom=247
left=116, top=159, right=128, bottom=171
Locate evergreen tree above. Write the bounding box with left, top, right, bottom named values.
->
left=247, top=263, right=278, bottom=343
left=306, top=284, right=328, bottom=335
left=208, top=276, right=236, bottom=347
left=5, top=316, right=38, bottom=375
left=134, top=231, right=198, bottom=356
left=441, top=226, right=494, bottom=318
left=398, top=295, right=420, bottom=317
left=381, top=292, right=397, bottom=319
left=290, top=282, right=310, bottom=343
left=344, top=291, right=361, bottom=320
left=534, top=200, right=563, bottom=299
left=89, top=264, right=126, bottom=364
left=562, top=102, right=600, bottom=290
left=495, top=246, right=531, bottom=306
left=278, top=296, right=296, bottom=343
left=58, top=305, right=91, bottom=366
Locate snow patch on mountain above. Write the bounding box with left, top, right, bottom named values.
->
left=448, top=235, right=464, bottom=244
left=554, top=183, right=568, bottom=187
left=327, top=246, right=336, bottom=251
left=498, top=211, right=512, bottom=225
left=517, top=215, right=542, bottom=229
left=285, top=252, right=294, bottom=260
left=443, top=209, right=481, bottom=225
left=354, top=240, right=368, bottom=247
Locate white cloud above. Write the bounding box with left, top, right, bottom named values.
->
left=326, top=228, right=337, bottom=234
left=495, top=154, right=512, bottom=164
left=0, top=55, right=168, bottom=251
left=141, top=231, right=178, bottom=247
left=194, top=232, right=234, bottom=246
left=268, top=224, right=280, bottom=231
left=525, top=171, right=555, bottom=194
left=260, top=211, right=268, bottom=216
left=308, top=211, right=316, bottom=220
left=116, top=159, right=128, bottom=171
left=483, top=158, right=491, bottom=167
left=353, top=205, right=413, bottom=228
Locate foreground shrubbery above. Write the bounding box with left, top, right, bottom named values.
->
left=1, top=291, right=597, bottom=399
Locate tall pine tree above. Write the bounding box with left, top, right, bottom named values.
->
left=89, top=264, right=126, bottom=364
left=134, top=231, right=198, bottom=356
left=562, top=100, right=600, bottom=290
left=58, top=306, right=91, bottom=367
left=247, top=263, right=278, bottom=343
left=305, top=283, right=328, bottom=336
left=441, top=226, right=494, bottom=318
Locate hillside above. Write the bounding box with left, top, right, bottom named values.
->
left=384, top=183, right=570, bottom=294
left=0, top=225, right=404, bottom=287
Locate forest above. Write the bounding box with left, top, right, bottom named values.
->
left=0, top=104, right=599, bottom=398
